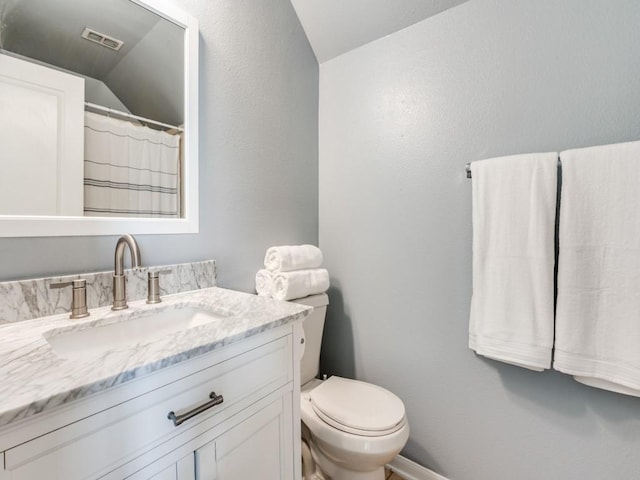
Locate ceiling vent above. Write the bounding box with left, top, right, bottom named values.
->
left=81, top=27, right=124, bottom=51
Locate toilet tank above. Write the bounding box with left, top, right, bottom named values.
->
left=291, top=293, right=329, bottom=385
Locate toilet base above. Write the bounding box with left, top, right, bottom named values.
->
left=310, top=439, right=386, bottom=480
left=317, top=465, right=385, bottom=480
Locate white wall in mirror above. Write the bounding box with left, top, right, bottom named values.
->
left=0, top=0, right=199, bottom=237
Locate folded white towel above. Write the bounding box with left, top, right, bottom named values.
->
left=264, top=245, right=323, bottom=273
left=255, top=269, right=274, bottom=297
left=554, top=141, right=640, bottom=396
left=469, top=152, right=558, bottom=371
left=272, top=269, right=330, bottom=301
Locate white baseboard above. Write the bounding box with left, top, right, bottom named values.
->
left=387, top=455, right=449, bottom=480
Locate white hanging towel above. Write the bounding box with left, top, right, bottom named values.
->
left=555, top=141, right=640, bottom=396
left=264, top=245, right=323, bottom=272
left=272, top=269, right=330, bottom=301
left=469, top=153, right=558, bottom=371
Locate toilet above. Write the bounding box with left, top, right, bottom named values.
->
left=293, top=294, right=410, bottom=480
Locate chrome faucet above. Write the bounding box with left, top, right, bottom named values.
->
left=112, top=234, right=142, bottom=310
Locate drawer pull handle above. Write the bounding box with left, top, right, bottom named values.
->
left=167, top=392, right=224, bottom=427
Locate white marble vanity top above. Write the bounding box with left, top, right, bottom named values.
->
left=0, top=287, right=311, bottom=428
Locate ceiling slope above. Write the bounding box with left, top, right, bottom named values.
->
left=290, top=0, right=468, bottom=63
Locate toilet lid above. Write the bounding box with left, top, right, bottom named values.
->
left=309, top=376, right=406, bottom=436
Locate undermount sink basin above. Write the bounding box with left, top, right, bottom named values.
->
left=44, top=304, right=232, bottom=361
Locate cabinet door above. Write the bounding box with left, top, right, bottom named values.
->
left=194, top=441, right=216, bottom=480
left=195, top=397, right=291, bottom=480
left=0, top=454, right=8, bottom=480
left=176, top=454, right=196, bottom=480
left=123, top=452, right=194, bottom=480
left=147, top=465, right=176, bottom=480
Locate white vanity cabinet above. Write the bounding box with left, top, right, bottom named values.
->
left=0, top=323, right=302, bottom=480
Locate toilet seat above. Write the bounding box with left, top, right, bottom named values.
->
left=309, top=376, right=406, bottom=437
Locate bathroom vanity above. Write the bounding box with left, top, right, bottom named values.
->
left=0, top=287, right=309, bottom=480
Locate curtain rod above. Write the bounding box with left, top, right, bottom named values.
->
left=465, top=159, right=562, bottom=179
left=84, top=102, right=184, bottom=132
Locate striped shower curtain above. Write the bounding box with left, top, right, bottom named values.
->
left=83, top=111, right=180, bottom=218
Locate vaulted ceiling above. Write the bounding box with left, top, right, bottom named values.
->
left=0, top=0, right=471, bottom=125
left=290, top=0, right=469, bottom=63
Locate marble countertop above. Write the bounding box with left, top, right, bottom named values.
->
left=0, top=287, right=311, bottom=428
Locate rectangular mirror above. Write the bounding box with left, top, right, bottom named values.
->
left=0, top=0, right=198, bottom=236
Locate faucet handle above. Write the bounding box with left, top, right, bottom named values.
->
left=147, top=269, right=172, bottom=304
left=49, top=279, right=90, bottom=319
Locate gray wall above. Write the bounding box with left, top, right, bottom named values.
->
left=105, top=19, right=185, bottom=126
left=319, top=0, right=640, bottom=479
left=0, top=0, right=319, bottom=293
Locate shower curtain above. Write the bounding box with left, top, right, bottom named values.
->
left=83, top=111, right=180, bottom=218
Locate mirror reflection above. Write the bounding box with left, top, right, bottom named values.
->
left=0, top=0, right=185, bottom=218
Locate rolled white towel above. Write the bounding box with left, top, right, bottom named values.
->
left=255, top=269, right=274, bottom=296
left=264, top=245, right=323, bottom=272
left=272, top=269, right=330, bottom=301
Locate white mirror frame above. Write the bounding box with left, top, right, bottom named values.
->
left=1, top=0, right=199, bottom=237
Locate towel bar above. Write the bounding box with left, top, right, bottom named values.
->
left=465, top=159, right=561, bottom=179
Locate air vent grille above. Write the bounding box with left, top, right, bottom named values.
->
left=81, top=27, right=124, bottom=51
